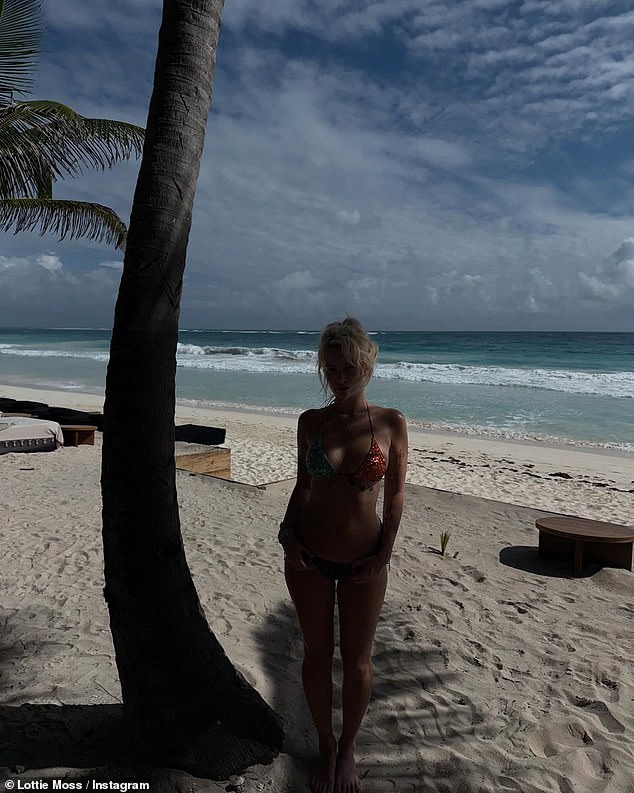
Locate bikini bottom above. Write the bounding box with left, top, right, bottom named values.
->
left=312, top=557, right=357, bottom=581
left=310, top=521, right=384, bottom=582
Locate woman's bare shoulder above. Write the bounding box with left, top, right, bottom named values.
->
left=298, top=407, right=328, bottom=431
left=371, top=404, right=406, bottom=428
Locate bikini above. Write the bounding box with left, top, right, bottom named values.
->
left=306, top=402, right=387, bottom=484
left=304, top=403, right=387, bottom=581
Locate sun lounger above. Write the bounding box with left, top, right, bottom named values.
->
left=0, top=416, right=64, bottom=454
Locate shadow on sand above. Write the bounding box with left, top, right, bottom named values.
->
left=499, top=545, right=598, bottom=578
left=0, top=703, right=129, bottom=769
left=252, top=593, right=490, bottom=791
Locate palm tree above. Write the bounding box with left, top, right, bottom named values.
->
left=0, top=0, right=144, bottom=249
left=101, top=0, right=284, bottom=779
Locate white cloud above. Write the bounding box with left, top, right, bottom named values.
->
left=579, top=238, right=634, bottom=301
left=336, top=209, right=362, bottom=226
left=98, top=260, right=124, bottom=271
left=36, top=254, right=63, bottom=272
left=275, top=270, right=320, bottom=291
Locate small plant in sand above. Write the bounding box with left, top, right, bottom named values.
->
left=439, top=531, right=450, bottom=556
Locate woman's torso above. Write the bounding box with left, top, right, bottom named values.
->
left=296, top=403, right=391, bottom=563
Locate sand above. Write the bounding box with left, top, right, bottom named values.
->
left=1, top=384, right=633, bottom=792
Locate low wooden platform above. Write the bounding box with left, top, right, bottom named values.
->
left=536, top=516, right=634, bottom=576
left=175, top=444, right=231, bottom=480
left=60, top=425, right=97, bottom=447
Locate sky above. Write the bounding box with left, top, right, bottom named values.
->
left=2, top=0, right=634, bottom=331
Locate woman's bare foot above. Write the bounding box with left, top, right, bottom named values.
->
left=335, top=742, right=359, bottom=793
left=311, top=740, right=337, bottom=793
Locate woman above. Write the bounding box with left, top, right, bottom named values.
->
left=279, top=318, right=408, bottom=793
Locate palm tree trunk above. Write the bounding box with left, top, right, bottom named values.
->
left=101, top=0, right=283, bottom=778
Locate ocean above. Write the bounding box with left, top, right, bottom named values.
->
left=0, top=328, right=632, bottom=452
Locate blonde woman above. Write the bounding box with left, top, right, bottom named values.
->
left=279, top=318, right=408, bottom=793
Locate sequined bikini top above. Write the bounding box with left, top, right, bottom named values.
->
left=306, top=403, right=387, bottom=483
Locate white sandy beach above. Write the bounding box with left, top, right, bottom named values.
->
left=1, top=384, right=633, bottom=792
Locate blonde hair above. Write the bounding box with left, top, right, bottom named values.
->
left=317, top=317, right=378, bottom=396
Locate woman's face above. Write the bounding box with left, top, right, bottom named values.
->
left=323, top=348, right=365, bottom=399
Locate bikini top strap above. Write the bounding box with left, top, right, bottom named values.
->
left=365, top=401, right=374, bottom=436
left=316, top=406, right=332, bottom=438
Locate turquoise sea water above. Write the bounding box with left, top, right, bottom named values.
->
left=0, top=328, right=632, bottom=452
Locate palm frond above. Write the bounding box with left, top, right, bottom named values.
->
left=0, top=3, right=143, bottom=251
left=0, top=0, right=43, bottom=95
left=0, top=197, right=128, bottom=249
left=0, top=100, right=144, bottom=199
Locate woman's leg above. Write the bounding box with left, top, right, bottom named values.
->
left=335, top=567, right=388, bottom=793
left=286, top=564, right=337, bottom=793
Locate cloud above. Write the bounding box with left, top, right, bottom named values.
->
left=36, top=254, right=63, bottom=273
left=336, top=209, right=362, bottom=226
left=0, top=254, right=121, bottom=326
left=408, top=138, right=472, bottom=169
left=98, top=260, right=124, bottom=271
left=3, top=0, right=632, bottom=331
left=275, top=270, right=320, bottom=292
left=579, top=238, right=634, bottom=301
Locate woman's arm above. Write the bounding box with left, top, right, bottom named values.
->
left=378, top=410, right=408, bottom=566
left=279, top=411, right=312, bottom=532
left=279, top=412, right=314, bottom=568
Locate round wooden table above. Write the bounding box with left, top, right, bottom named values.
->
left=536, top=516, right=634, bottom=576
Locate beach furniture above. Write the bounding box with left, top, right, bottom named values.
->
left=39, top=407, right=104, bottom=431
left=0, top=398, right=48, bottom=414
left=60, top=424, right=98, bottom=446
left=174, top=423, right=226, bottom=444
left=174, top=423, right=230, bottom=478
left=175, top=443, right=231, bottom=479
left=0, top=416, right=64, bottom=453
left=536, top=516, right=634, bottom=576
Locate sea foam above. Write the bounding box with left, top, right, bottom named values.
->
left=2, top=342, right=632, bottom=399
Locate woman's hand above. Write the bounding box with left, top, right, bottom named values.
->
left=351, top=553, right=388, bottom=584
left=283, top=538, right=316, bottom=572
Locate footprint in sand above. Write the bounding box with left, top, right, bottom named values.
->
left=573, top=698, right=625, bottom=733
left=498, top=776, right=522, bottom=791
left=371, top=711, right=402, bottom=744
left=526, top=720, right=594, bottom=758
left=500, top=600, right=530, bottom=615
left=446, top=577, right=469, bottom=592
left=599, top=676, right=619, bottom=698
left=464, top=565, right=486, bottom=582
left=209, top=614, right=232, bottom=636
